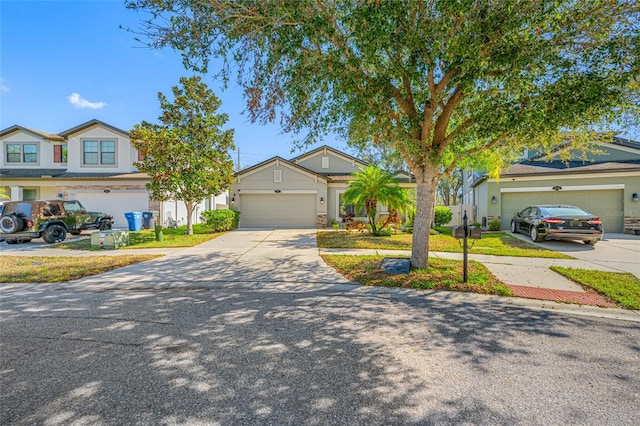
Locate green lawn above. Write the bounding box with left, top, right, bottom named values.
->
left=551, top=266, right=640, bottom=310
left=0, top=255, right=162, bottom=283
left=56, top=224, right=223, bottom=250
left=318, top=228, right=572, bottom=259
left=322, top=254, right=512, bottom=296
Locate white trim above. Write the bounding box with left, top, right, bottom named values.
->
left=273, top=169, right=282, bottom=182
left=237, top=158, right=327, bottom=183
left=500, top=184, right=624, bottom=193
left=601, top=142, right=640, bottom=155
left=240, top=189, right=318, bottom=195
left=488, top=170, right=640, bottom=182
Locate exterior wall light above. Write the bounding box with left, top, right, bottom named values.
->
left=320, top=197, right=324, bottom=204
left=104, top=189, right=111, bottom=193
left=553, top=185, right=562, bottom=191
left=491, top=196, right=497, bottom=204
left=633, top=193, right=639, bottom=203
left=231, top=196, right=235, bottom=204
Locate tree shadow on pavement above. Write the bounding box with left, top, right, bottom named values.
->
left=1, top=284, right=638, bottom=425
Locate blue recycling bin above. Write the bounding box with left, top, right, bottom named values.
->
left=124, top=212, right=143, bottom=231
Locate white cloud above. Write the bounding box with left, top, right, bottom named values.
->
left=67, top=93, right=106, bottom=109
left=0, top=78, right=10, bottom=92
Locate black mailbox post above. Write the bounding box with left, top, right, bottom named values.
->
left=451, top=210, right=481, bottom=282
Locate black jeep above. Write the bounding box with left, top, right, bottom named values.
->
left=0, top=200, right=113, bottom=244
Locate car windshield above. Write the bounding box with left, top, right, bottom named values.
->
left=542, top=207, right=592, bottom=217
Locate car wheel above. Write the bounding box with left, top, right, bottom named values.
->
left=69, top=230, right=82, bottom=235
left=510, top=220, right=517, bottom=234
left=584, top=240, right=597, bottom=245
left=42, top=224, right=67, bottom=244
left=0, top=214, right=24, bottom=233
left=530, top=226, right=542, bottom=243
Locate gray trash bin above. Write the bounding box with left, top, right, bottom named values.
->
left=142, top=211, right=158, bottom=229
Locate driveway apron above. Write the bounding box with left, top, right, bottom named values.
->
left=69, top=229, right=352, bottom=288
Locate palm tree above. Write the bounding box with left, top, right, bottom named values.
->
left=342, top=165, right=414, bottom=234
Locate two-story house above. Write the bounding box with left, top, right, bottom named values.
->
left=1, top=119, right=227, bottom=227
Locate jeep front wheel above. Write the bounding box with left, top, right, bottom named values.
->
left=42, top=224, right=67, bottom=244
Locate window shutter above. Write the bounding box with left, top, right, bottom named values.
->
left=322, top=157, right=329, bottom=169
left=54, top=145, right=62, bottom=163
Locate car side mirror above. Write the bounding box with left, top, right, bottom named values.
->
left=514, top=212, right=520, bottom=217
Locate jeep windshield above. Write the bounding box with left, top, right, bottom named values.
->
left=62, top=200, right=85, bottom=213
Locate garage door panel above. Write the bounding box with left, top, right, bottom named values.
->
left=501, top=190, right=623, bottom=232
left=240, top=194, right=316, bottom=228
left=72, top=193, right=149, bottom=229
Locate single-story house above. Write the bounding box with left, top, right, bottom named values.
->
left=467, top=137, right=640, bottom=234
left=230, top=145, right=416, bottom=228
left=1, top=119, right=227, bottom=228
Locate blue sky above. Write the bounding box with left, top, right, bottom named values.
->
left=1, top=1, right=637, bottom=169
left=0, top=0, right=345, bottom=168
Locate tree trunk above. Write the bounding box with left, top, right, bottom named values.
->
left=410, top=169, right=439, bottom=269
left=185, top=202, right=195, bottom=235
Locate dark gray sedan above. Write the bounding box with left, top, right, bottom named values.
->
left=511, top=205, right=604, bottom=245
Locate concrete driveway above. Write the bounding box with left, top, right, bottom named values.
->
left=69, top=229, right=352, bottom=288
left=508, top=232, right=640, bottom=278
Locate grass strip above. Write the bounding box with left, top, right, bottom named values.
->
left=318, top=230, right=572, bottom=259
left=0, top=255, right=162, bottom=283
left=57, top=225, right=223, bottom=250
left=322, top=254, right=512, bottom=296
left=550, top=266, right=640, bottom=310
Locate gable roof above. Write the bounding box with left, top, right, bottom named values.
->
left=59, top=119, right=130, bottom=138
left=0, top=125, right=65, bottom=142
left=290, top=145, right=368, bottom=167
left=235, top=156, right=329, bottom=182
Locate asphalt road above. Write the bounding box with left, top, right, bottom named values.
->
left=1, top=283, right=639, bottom=425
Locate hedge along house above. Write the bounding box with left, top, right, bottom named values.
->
left=469, top=137, right=640, bottom=234
left=230, top=145, right=416, bottom=228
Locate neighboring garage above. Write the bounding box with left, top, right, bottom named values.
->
left=70, top=191, right=149, bottom=229
left=501, top=189, right=624, bottom=233
left=239, top=194, right=317, bottom=228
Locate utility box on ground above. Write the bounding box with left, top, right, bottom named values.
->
left=91, top=230, right=129, bottom=249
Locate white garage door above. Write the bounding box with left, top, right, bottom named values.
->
left=240, top=194, right=316, bottom=228
left=501, top=190, right=624, bottom=232
left=72, top=192, right=149, bottom=229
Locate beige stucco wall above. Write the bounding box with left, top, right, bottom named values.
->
left=1, top=131, right=67, bottom=170
left=65, top=124, right=137, bottom=173
left=294, top=151, right=363, bottom=174
left=231, top=161, right=327, bottom=216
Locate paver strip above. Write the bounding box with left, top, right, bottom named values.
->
left=506, top=284, right=617, bottom=308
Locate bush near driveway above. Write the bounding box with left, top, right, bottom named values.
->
left=200, top=210, right=240, bottom=231
left=322, top=254, right=512, bottom=296
left=317, top=227, right=572, bottom=259
left=0, top=255, right=161, bottom=283
left=551, top=266, right=640, bottom=310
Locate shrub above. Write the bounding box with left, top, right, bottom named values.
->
left=489, top=219, right=501, bottom=231
left=434, top=206, right=453, bottom=226
left=331, top=219, right=340, bottom=229
left=200, top=209, right=240, bottom=232
left=373, top=228, right=393, bottom=237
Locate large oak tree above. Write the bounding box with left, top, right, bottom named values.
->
left=127, top=0, right=639, bottom=267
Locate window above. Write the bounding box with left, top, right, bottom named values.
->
left=322, top=156, right=329, bottom=169
left=54, top=144, right=68, bottom=163
left=63, top=200, right=84, bottom=212
left=83, top=140, right=116, bottom=165
left=338, top=192, right=366, bottom=217
left=5, top=143, right=38, bottom=164
left=22, top=189, right=37, bottom=200
left=44, top=203, right=62, bottom=216
left=274, top=169, right=282, bottom=182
